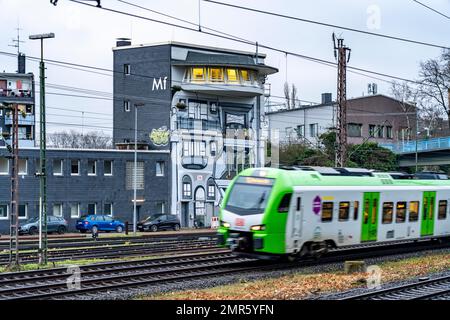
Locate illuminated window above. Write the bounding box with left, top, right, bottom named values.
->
left=338, top=202, right=350, bottom=221
left=382, top=202, right=393, bottom=224
left=321, top=202, right=333, bottom=222
left=191, top=68, right=205, bottom=82
left=409, top=201, right=419, bottom=221
left=209, top=68, right=224, bottom=82
left=227, top=68, right=239, bottom=83
left=353, top=201, right=359, bottom=220
left=396, top=202, right=407, bottom=223
left=240, top=69, right=250, bottom=82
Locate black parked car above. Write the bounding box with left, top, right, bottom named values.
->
left=137, top=214, right=181, bottom=232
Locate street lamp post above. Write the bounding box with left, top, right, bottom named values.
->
left=29, top=32, right=54, bottom=265
left=133, top=103, right=144, bottom=235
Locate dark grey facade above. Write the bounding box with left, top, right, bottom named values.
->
left=113, top=44, right=172, bottom=149
left=0, top=148, right=170, bottom=233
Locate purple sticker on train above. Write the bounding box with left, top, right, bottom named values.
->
left=313, top=196, right=321, bottom=215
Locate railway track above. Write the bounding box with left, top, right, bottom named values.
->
left=0, top=239, right=218, bottom=265
left=341, top=275, right=450, bottom=300
left=0, top=240, right=448, bottom=300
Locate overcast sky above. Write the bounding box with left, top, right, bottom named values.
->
left=1, top=0, right=449, bottom=135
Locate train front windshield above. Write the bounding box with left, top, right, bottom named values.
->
left=225, top=176, right=274, bottom=216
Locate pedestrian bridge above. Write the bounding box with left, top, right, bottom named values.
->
left=381, top=136, right=450, bottom=167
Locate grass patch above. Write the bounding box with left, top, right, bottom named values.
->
left=140, top=251, right=450, bottom=300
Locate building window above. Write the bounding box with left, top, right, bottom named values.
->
left=210, top=141, right=217, bottom=156
left=19, top=204, right=27, bottom=219
left=124, top=64, right=130, bottom=75
left=124, top=100, right=131, bottom=112
left=156, top=161, right=165, bottom=176
left=296, top=125, right=305, bottom=138
left=348, top=123, right=362, bottom=137
left=70, top=203, right=80, bottom=218
left=182, top=175, right=192, bottom=199
left=71, top=160, right=80, bottom=175
left=53, top=159, right=63, bottom=176
left=126, top=161, right=144, bottom=190
left=87, top=203, right=96, bottom=215
left=104, top=160, right=113, bottom=176
left=209, top=102, right=218, bottom=113
left=382, top=202, right=393, bottom=224
left=209, top=68, right=224, bottom=82
left=0, top=204, right=8, bottom=219
left=321, top=202, right=333, bottom=222
left=240, top=69, right=251, bottom=83
left=88, top=160, right=97, bottom=176
left=18, top=159, right=27, bottom=175
left=0, top=158, right=8, bottom=175
left=207, top=178, right=215, bottom=199
left=386, top=126, right=393, bottom=139
left=226, top=68, right=239, bottom=83
left=53, top=203, right=62, bottom=217
left=156, top=202, right=165, bottom=214
left=369, top=125, right=376, bottom=137
left=377, top=125, right=384, bottom=138
left=309, top=123, right=318, bottom=137
left=409, top=201, right=419, bottom=222
left=191, top=67, right=205, bottom=82
left=104, top=203, right=113, bottom=216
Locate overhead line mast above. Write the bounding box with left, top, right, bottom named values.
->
left=333, top=33, right=351, bottom=168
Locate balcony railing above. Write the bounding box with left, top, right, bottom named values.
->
left=0, top=89, right=33, bottom=98
left=181, top=156, right=208, bottom=170
left=380, top=136, right=450, bottom=154
left=4, top=114, right=35, bottom=126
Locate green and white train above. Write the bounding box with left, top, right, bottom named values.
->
left=217, top=167, right=450, bottom=259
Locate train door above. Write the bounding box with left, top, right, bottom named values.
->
left=286, top=194, right=303, bottom=253
left=361, top=192, right=380, bottom=242
left=421, top=191, right=436, bottom=236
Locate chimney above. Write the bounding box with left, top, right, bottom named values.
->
left=116, top=37, right=131, bottom=47
left=321, top=93, right=332, bottom=104
left=18, top=53, right=26, bottom=74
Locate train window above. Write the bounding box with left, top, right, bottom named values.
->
left=429, top=197, right=435, bottom=220
left=353, top=201, right=359, bottom=220
left=423, top=197, right=428, bottom=220
left=409, top=201, right=419, bottom=222
left=321, top=202, right=333, bottom=222
left=438, top=200, right=447, bottom=220
left=338, top=202, right=350, bottom=221
left=363, top=200, right=369, bottom=224
left=278, top=193, right=292, bottom=213
left=296, top=197, right=301, bottom=211
left=382, top=202, right=393, bottom=224
left=396, top=202, right=407, bottom=223
left=372, top=199, right=378, bottom=224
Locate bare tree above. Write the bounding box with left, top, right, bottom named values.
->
left=417, top=50, right=450, bottom=128
left=48, top=130, right=113, bottom=149
left=390, top=81, right=418, bottom=139
left=283, top=82, right=299, bottom=109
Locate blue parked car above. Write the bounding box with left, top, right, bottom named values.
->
left=76, top=215, right=125, bottom=234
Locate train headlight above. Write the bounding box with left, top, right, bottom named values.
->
left=221, top=221, right=231, bottom=228
left=250, top=224, right=266, bottom=231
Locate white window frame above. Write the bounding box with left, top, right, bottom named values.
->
left=208, top=184, right=215, bottom=198
left=124, top=64, right=131, bottom=75
left=53, top=159, right=63, bottom=176
left=0, top=158, right=9, bottom=175
left=18, top=204, right=28, bottom=220
left=70, top=203, right=80, bottom=218
left=88, top=160, right=97, bottom=176
left=156, top=161, right=165, bottom=177
left=157, top=202, right=166, bottom=214
left=124, top=100, right=131, bottom=112
left=183, top=182, right=192, bottom=198
left=104, top=160, right=113, bottom=176
left=0, top=204, right=9, bottom=220
left=53, top=203, right=63, bottom=217
left=18, top=159, right=27, bottom=175
left=71, top=160, right=80, bottom=176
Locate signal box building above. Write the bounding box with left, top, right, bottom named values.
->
left=112, top=41, right=278, bottom=227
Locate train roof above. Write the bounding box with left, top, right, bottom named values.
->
left=238, top=167, right=450, bottom=188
